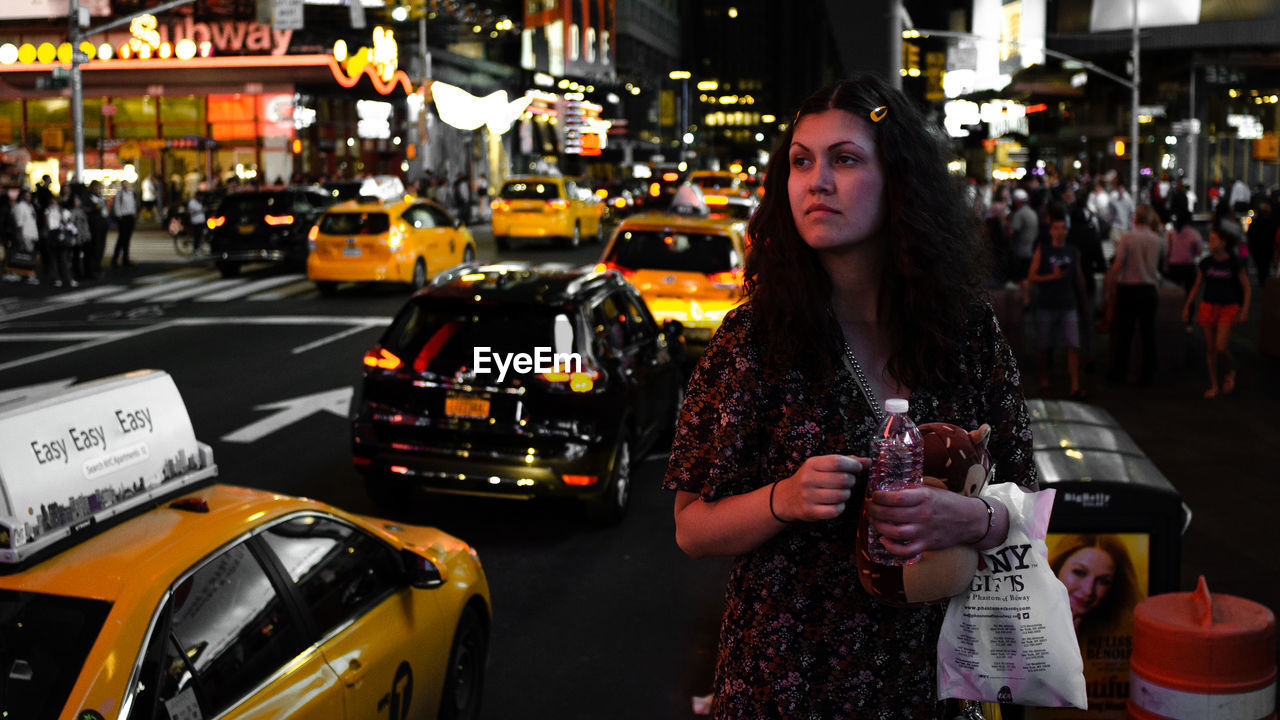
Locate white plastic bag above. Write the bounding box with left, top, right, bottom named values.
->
left=937, top=483, right=1087, bottom=708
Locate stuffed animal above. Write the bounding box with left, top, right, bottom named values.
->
left=855, top=422, right=992, bottom=607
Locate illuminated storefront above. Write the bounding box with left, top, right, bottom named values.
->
left=0, top=16, right=423, bottom=190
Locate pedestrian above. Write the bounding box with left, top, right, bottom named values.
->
left=1104, top=205, right=1166, bottom=385
left=66, top=192, right=91, bottom=280
left=1027, top=203, right=1088, bottom=398
left=9, top=189, right=40, bottom=283
left=42, top=193, right=75, bottom=288
left=1163, top=211, right=1203, bottom=306
left=141, top=173, right=158, bottom=222
left=1182, top=224, right=1251, bottom=398
left=1007, top=186, right=1038, bottom=286
left=84, top=180, right=109, bottom=278
left=1246, top=201, right=1276, bottom=284
left=111, top=180, right=139, bottom=268
left=452, top=172, right=472, bottom=225
left=186, top=190, right=206, bottom=254
left=665, top=75, right=1036, bottom=719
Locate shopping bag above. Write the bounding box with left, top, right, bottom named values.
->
left=937, top=483, right=1087, bottom=708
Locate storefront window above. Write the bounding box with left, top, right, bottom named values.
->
left=114, top=96, right=158, bottom=139
left=209, top=94, right=257, bottom=140
left=161, top=96, right=206, bottom=138
left=0, top=100, right=20, bottom=144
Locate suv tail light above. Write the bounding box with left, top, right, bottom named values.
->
left=265, top=214, right=295, bottom=226
left=547, top=198, right=569, bottom=210
left=308, top=224, right=319, bottom=250
left=538, top=367, right=600, bottom=393
left=363, top=346, right=402, bottom=370
left=491, top=199, right=510, bottom=212
left=207, top=216, right=225, bottom=230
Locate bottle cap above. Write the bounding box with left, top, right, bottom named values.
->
left=884, top=398, right=909, bottom=414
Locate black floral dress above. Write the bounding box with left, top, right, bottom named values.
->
left=664, top=301, right=1037, bottom=719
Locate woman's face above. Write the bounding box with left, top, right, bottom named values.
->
left=787, top=109, right=886, bottom=253
left=1208, top=230, right=1223, bottom=252
left=1058, top=547, right=1115, bottom=622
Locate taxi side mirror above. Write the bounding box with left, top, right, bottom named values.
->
left=401, top=549, right=445, bottom=589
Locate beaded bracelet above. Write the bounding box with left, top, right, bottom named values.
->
left=769, top=481, right=789, bottom=523
left=971, top=497, right=994, bottom=545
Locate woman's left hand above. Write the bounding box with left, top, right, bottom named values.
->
left=865, top=484, right=986, bottom=557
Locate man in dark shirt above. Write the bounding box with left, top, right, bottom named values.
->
left=1027, top=204, right=1087, bottom=398
left=1246, top=202, right=1276, bottom=283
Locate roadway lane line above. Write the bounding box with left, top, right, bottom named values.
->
left=49, top=286, right=122, bottom=303
left=196, top=274, right=307, bottom=302
left=100, top=276, right=209, bottom=302
left=291, top=324, right=380, bottom=354
left=0, top=331, right=120, bottom=342
left=250, top=279, right=319, bottom=300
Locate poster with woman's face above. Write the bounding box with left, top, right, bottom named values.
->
left=1026, top=533, right=1150, bottom=719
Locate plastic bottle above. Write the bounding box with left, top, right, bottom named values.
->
left=865, top=398, right=924, bottom=566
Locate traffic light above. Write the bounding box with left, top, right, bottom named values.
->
left=902, top=42, right=920, bottom=78
left=35, top=65, right=70, bottom=90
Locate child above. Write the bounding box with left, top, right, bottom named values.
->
left=1182, top=224, right=1251, bottom=398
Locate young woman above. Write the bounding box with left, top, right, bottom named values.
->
left=1182, top=225, right=1251, bottom=398
left=664, top=75, right=1037, bottom=718
left=1049, top=534, right=1141, bottom=635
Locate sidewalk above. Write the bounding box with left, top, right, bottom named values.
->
left=1014, top=276, right=1280, bottom=642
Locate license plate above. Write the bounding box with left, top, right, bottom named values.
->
left=445, top=394, right=489, bottom=419
left=239, top=224, right=255, bottom=234
left=342, top=247, right=362, bottom=257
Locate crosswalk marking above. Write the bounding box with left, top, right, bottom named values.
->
left=51, top=286, right=122, bottom=303
left=101, top=276, right=209, bottom=302
left=196, top=274, right=307, bottom=302
left=251, top=280, right=318, bottom=300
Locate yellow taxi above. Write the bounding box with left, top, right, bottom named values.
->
left=307, top=197, right=477, bottom=294
left=0, top=370, right=490, bottom=720
left=596, top=210, right=749, bottom=352
left=688, top=169, right=758, bottom=221
left=490, top=175, right=606, bottom=249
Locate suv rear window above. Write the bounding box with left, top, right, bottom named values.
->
left=0, top=590, right=111, bottom=717
left=382, top=302, right=581, bottom=379
left=605, top=229, right=738, bottom=274
left=319, top=212, right=391, bottom=235
left=692, top=175, right=738, bottom=192
left=499, top=181, right=562, bottom=200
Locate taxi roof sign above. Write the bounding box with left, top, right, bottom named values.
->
left=0, top=370, right=217, bottom=568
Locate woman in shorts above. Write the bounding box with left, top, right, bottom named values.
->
left=1182, top=224, right=1251, bottom=398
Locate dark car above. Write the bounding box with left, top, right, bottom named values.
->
left=207, top=187, right=335, bottom=277
left=352, top=263, right=685, bottom=523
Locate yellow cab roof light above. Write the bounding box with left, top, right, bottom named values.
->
left=0, top=370, right=217, bottom=569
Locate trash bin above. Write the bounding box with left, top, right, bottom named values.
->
left=1021, top=398, right=1192, bottom=720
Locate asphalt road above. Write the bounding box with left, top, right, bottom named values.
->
left=2, top=219, right=1277, bottom=709
left=0, top=223, right=731, bottom=720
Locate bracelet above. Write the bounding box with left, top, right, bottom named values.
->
left=769, top=481, right=789, bottom=524
left=970, top=497, right=994, bottom=545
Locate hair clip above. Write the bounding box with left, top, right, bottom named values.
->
left=869, top=106, right=888, bottom=123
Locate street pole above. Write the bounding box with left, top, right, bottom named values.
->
left=69, top=0, right=200, bottom=181
left=69, top=0, right=85, bottom=183
left=1131, top=0, right=1140, bottom=200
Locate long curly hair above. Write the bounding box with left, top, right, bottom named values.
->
left=744, top=75, right=986, bottom=388
left=1049, top=534, right=1143, bottom=635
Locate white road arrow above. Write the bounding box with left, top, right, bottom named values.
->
left=221, top=387, right=354, bottom=444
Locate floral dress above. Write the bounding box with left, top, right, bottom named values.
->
left=664, top=301, right=1037, bottom=719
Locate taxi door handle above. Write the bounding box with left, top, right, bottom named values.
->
left=339, top=658, right=368, bottom=688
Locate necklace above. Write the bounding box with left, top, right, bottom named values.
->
left=841, top=339, right=884, bottom=426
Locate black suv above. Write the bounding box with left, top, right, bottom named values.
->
left=352, top=263, right=685, bottom=523
left=207, top=187, right=335, bottom=277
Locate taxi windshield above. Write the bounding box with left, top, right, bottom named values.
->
left=0, top=590, right=111, bottom=717
left=607, top=230, right=738, bottom=274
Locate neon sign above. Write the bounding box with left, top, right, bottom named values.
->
left=329, top=27, right=413, bottom=95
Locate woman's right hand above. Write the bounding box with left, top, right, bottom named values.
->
left=771, top=455, right=865, bottom=522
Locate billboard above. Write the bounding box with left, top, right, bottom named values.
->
left=0, top=0, right=109, bottom=20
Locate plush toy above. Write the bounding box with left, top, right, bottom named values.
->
left=855, top=422, right=992, bottom=607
